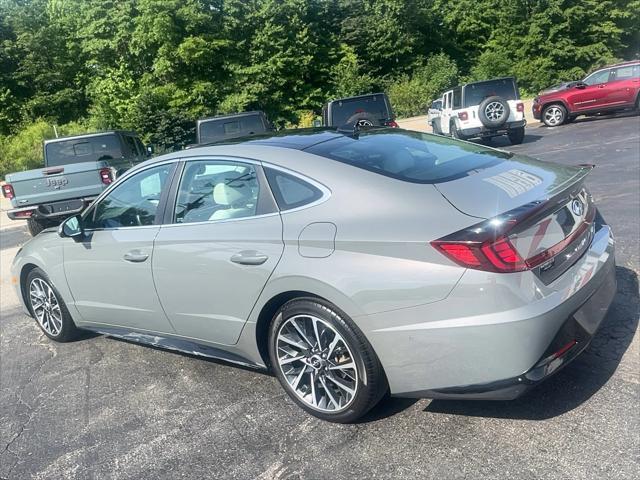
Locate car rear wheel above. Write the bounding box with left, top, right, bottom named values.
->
left=542, top=104, right=567, bottom=127
left=508, top=126, right=525, bottom=145
left=268, top=298, right=387, bottom=423
left=26, top=268, right=79, bottom=342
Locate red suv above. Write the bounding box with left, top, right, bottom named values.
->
left=533, top=61, right=640, bottom=127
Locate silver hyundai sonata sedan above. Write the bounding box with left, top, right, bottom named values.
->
left=11, top=128, right=616, bottom=423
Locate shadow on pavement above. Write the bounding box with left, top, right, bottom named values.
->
left=486, top=132, right=544, bottom=148
left=423, top=266, right=639, bottom=420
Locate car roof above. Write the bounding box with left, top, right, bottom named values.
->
left=194, top=128, right=345, bottom=150
left=43, top=130, right=138, bottom=145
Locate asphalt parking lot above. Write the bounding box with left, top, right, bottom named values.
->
left=1, top=113, right=638, bottom=480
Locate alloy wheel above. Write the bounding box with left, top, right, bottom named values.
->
left=544, top=106, right=564, bottom=126
left=276, top=314, right=358, bottom=413
left=485, top=101, right=505, bottom=121
left=29, top=278, right=62, bottom=336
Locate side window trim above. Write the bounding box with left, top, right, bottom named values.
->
left=81, top=161, right=177, bottom=231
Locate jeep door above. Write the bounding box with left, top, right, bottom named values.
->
left=151, top=158, right=284, bottom=346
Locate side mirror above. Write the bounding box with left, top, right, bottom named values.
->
left=312, top=119, right=322, bottom=127
left=146, top=145, right=154, bottom=155
left=575, top=82, right=587, bottom=89
left=58, top=215, right=84, bottom=241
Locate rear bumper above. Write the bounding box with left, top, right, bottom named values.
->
left=460, top=119, right=526, bottom=137
left=6, top=197, right=96, bottom=221
left=401, top=256, right=616, bottom=400
left=363, top=222, right=616, bottom=399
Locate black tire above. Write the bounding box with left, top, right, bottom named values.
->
left=478, top=96, right=510, bottom=128
left=25, top=267, right=79, bottom=342
left=268, top=297, right=387, bottom=423
left=431, top=121, right=441, bottom=135
left=507, top=126, right=525, bottom=145
left=27, top=217, right=49, bottom=236
left=450, top=122, right=466, bottom=140
left=345, top=111, right=380, bottom=127
left=542, top=103, right=567, bottom=127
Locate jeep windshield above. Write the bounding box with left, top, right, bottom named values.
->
left=45, top=134, right=124, bottom=167
left=329, top=95, right=391, bottom=126
left=463, top=78, right=518, bottom=108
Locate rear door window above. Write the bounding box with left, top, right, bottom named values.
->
left=611, top=65, right=639, bottom=81
left=452, top=87, right=462, bottom=109
left=45, top=134, right=124, bottom=167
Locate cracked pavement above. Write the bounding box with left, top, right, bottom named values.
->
left=0, top=113, right=638, bottom=479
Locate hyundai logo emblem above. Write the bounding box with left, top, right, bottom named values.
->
left=571, top=198, right=584, bottom=216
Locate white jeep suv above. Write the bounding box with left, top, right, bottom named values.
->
left=430, top=77, right=526, bottom=145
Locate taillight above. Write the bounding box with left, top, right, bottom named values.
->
left=431, top=194, right=595, bottom=273
left=99, top=168, right=114, bottom=185
left=457, top=111, right=468, bottom=121
left=387, top=120, right=399, bottom=128
left=2, top=183, right=14, bottom=199
left=516, top=102, right=525, bottom=112
left=432, top=235, right=527, bottom=273
left=13, top=209, right=33, bottom=218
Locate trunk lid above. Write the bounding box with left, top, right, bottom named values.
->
left=434, top=155, right=591, bottom=219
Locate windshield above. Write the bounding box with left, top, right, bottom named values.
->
left=329, top=95, right=391, bottom=126
left=305, top=129, right=509, bottom=184
left=198, top=115, right=266, bottom=143
left=463, top=79, right=518, bottom=107
left=45, top=134, right=123, bottom=167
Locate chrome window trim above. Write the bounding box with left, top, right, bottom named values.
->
left=81, top=153, right=332, bottom=231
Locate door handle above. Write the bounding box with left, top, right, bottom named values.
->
left=230, top=251, right=268, bottom=265
left=123, top=250, right=149, bottom=262
left=598, top=84, right=606, bottom=88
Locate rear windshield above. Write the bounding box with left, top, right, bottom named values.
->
left=199, top=115, right=266, bottom=143
left=329, top=95, right=391, bottom=126
left=305, top=129, right=509, bottom=184
left=463, top=79, right=518, bottom=107
left=45, top=134, right=123, bottom=167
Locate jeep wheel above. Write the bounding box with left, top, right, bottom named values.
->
left=478, top=96, right=510, bottom=128
left=542, top=104, right=566, bottom=127
left=507, top=127, right=525, bottom=145
left=451, top=123, right=466, bottom=140
left=27, top=217, right=50, bottom=237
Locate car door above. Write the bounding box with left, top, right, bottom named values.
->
left=567, top=69, right=613, bottom=111
left=64, top=162, right=178, bottom=334
left=607, top=65, right=640, bottom=106
left=152, top=158, right=284, bottom=346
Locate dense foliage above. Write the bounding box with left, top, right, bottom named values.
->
left=0, top=0, right=637, bottom=176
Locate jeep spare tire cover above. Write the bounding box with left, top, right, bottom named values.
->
left=345, top=111, right=381, bottom=127
left=478, top=96, right=510, bottom=128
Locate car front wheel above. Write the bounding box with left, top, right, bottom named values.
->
left=268, top=298, right=387, bottom=423
left=542, top=104, right=567, bottom=127
left=26, top=268, right=79, bottom=342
